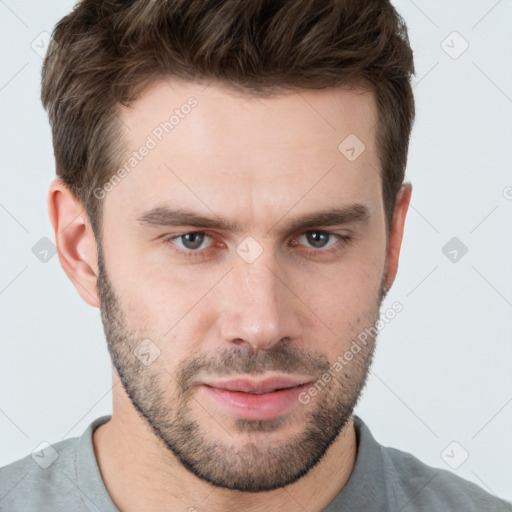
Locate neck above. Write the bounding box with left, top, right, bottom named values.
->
left=93, top=399, right=357, bottom=512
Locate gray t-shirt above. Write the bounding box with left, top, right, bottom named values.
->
left=0, top=414, right=509, bottom=511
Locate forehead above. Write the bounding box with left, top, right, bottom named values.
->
left=121, top=78, right=377, bottom=151
left=105, top=78, right=382, bottom=228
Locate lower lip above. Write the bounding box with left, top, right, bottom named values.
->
left=200, top=384, right=309, bottom=421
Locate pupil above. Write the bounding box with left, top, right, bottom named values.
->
left=307, top=231, right=329, bottom=248
left=183, top=233, right=204, bottom=250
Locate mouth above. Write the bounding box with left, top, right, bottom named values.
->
left=199, top=375, right=312, bottom=421
left=203, top=375, right=310, bottom=392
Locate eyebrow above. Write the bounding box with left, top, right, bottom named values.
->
left=136, top=203, right=370, bottom=234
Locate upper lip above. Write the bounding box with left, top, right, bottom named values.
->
left=202, top=375, right=312, bottom=393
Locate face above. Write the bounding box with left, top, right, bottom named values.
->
left=96, top=79, right=389, bottom=492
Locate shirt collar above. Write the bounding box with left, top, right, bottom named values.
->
left=322, top=414, right=389, bottom=512
left=76, top=414, right=387, bottom=512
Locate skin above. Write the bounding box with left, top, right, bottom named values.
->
left=48, top=78, right=411, bottom=512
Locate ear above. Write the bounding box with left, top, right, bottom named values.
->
left=48, top=178, right=100, bottom=308
left=383, top=182, right=412, bottom=293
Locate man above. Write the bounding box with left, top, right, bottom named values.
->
left=0, top=0, right=509, bottom=510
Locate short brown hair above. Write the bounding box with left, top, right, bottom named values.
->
left=41, top=0, right=415, bottom=240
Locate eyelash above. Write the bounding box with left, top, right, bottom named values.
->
left=162, top=231, right=353, bottom=259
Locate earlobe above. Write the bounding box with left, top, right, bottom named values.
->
left=48, top=178, right=101, bottom=308
left=383, top=182, right=412, bottom=293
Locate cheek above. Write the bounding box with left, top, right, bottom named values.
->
left=119, top=282, right=195, bottom=336
left=111, top=266, right=220, bottom=360
left=293, top=250, right=384, bottom=351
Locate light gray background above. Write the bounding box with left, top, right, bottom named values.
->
left=1, top=0, right=511, bottom=504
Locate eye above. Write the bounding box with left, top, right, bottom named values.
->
left=300, top=231, right=337, bottom=249
left=296, top=230, right=350, bottom=250
left=170, top=232, right=213, bottom=251
left=163, top=229, right=352, bottom=261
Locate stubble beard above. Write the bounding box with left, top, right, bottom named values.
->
left=96, top=246, right=386, bottom=492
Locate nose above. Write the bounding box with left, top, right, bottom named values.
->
left=217, top=256, right=302, bottom=351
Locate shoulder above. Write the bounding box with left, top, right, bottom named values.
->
left=0, top=435, right=84, bottom=511
left=381, top=444, right=511, bottom=511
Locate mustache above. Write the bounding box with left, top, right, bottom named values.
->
left=177, top=343, right=332, bottom=389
